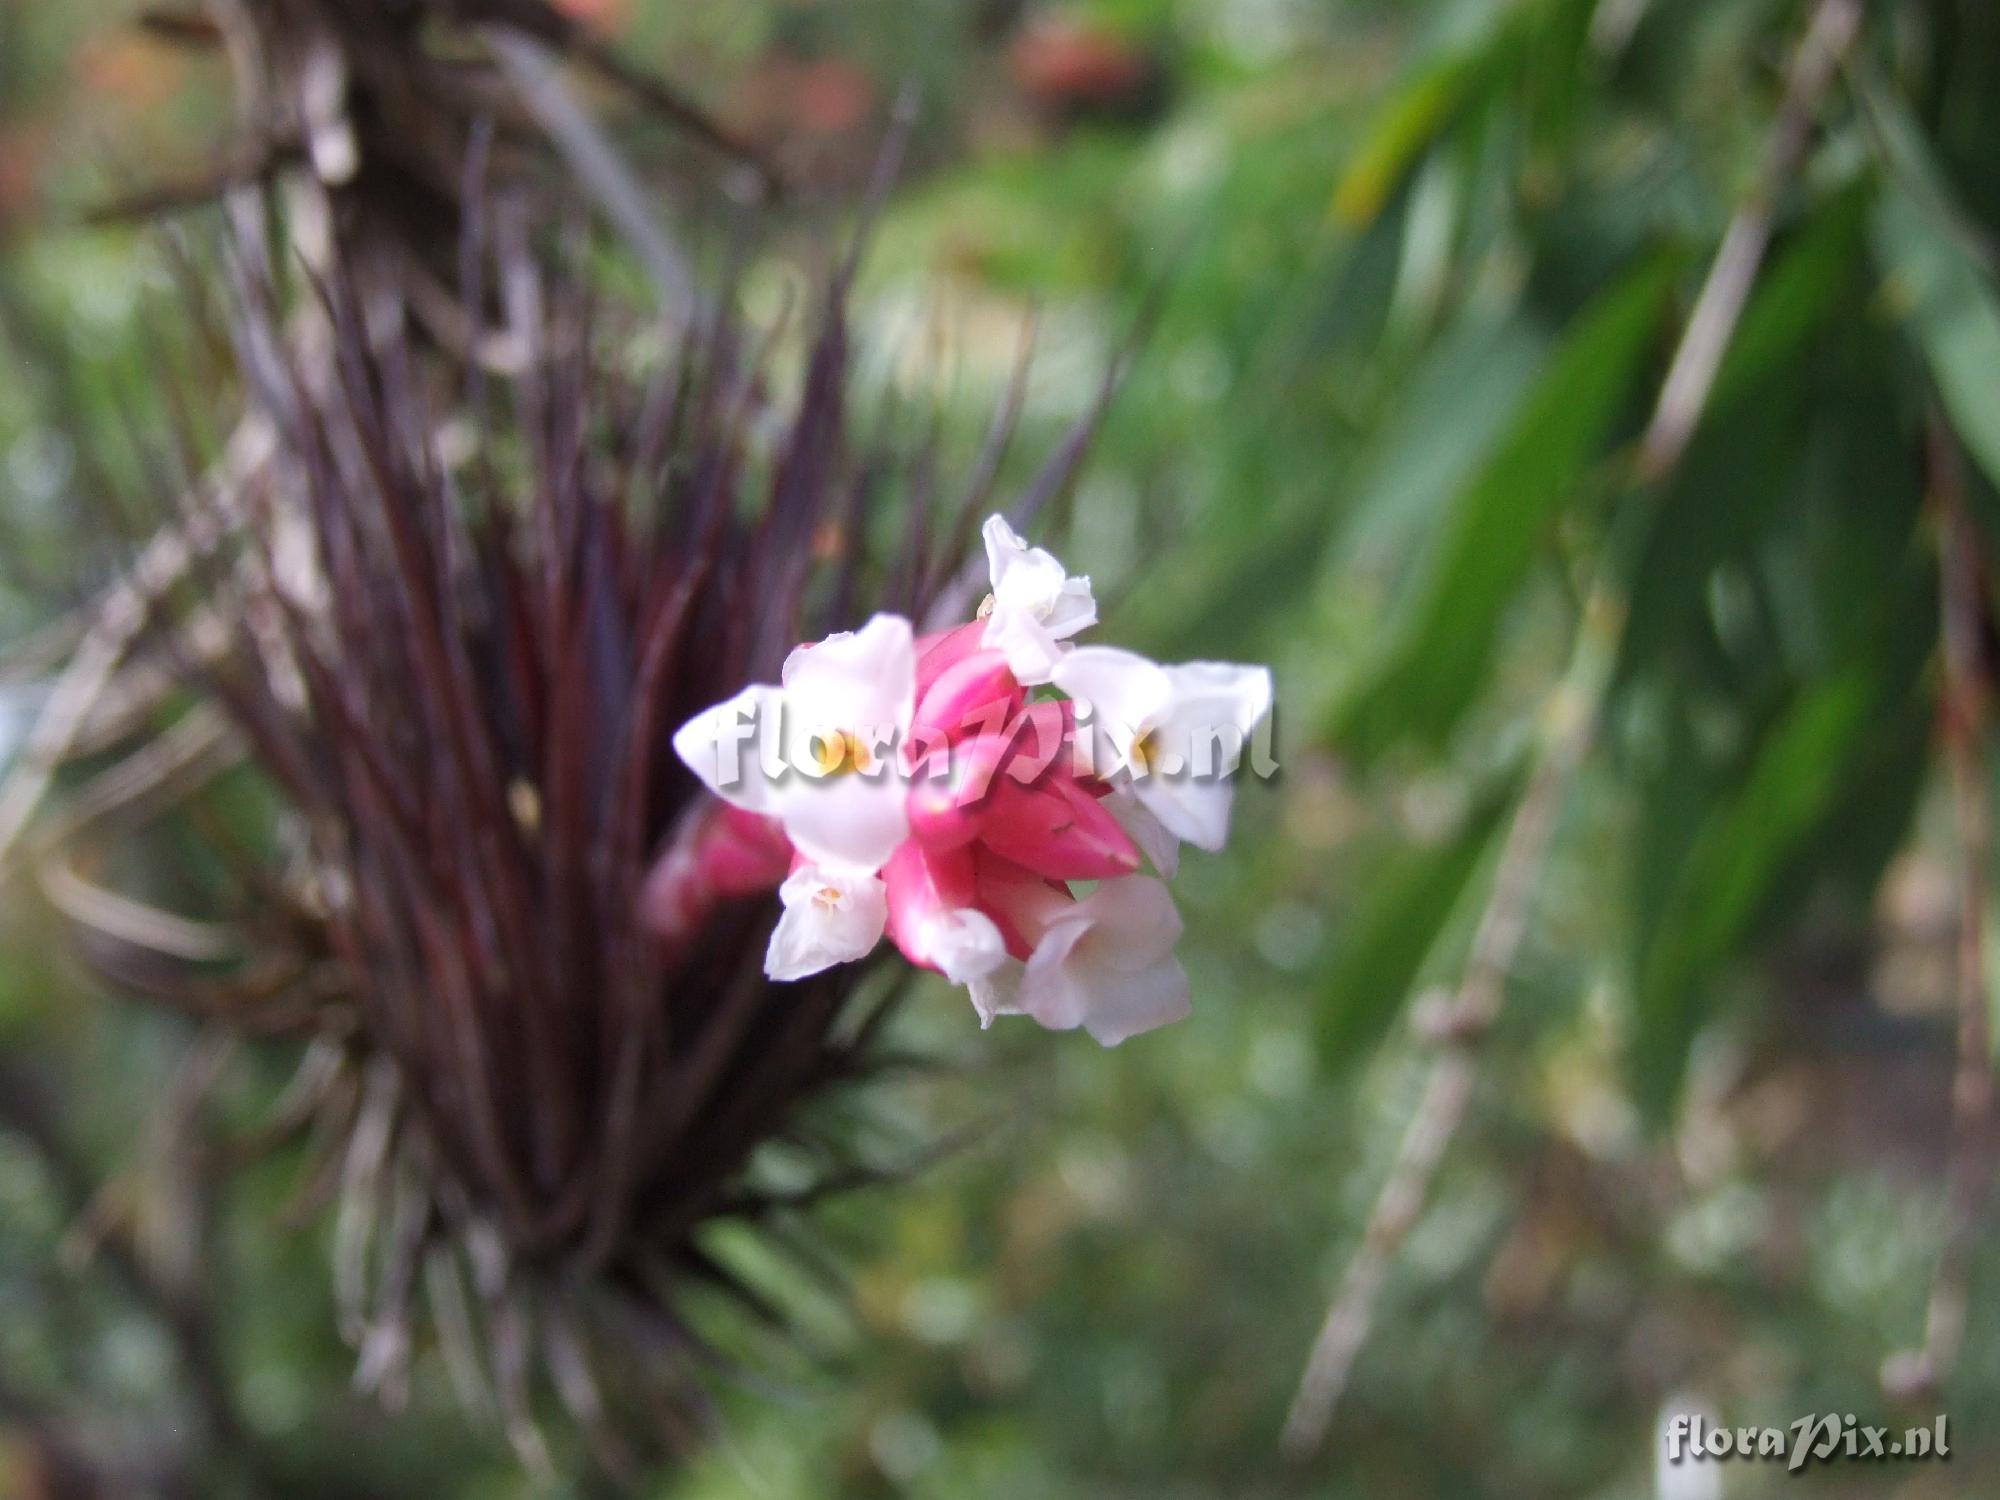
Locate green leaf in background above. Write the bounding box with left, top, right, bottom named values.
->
left=1329, top=0, right=1597, bottom=229
left=1616, top=188, right=1873, bottom=686
left=1706, top=181, right=1873, bottom=413
left=1867, top=88, right=2000, bottom=502
left=1314, top=768, right=1521, bottom=1071
left=1331, top=46, right=1490, bottom=229
left=1783, top=364, right=1932, bottom=679
left=1614, top=396, right=1804, bottom=692
left=1331, top=313, right=1548, bottom=574
left=1875, top=189, right=2000, bottom=490
left=1622, top=339, right=1933, bottom=1127
left=1330, top=251, right=1679, bottom=760
left=1628, top=667, right=1884, bottom=1124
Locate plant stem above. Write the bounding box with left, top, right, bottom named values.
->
left=1883, top=422, right=1996, bottom=1399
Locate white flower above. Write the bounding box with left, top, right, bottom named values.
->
left=766, top=865, right=888, bottom=980
left=918, top=908, right=1010, bottom=984
left=1051, top=647, right=1272, bottom=851
left=976, top=876, right=1190, bottom=1046
left=980, top=514, right=1096, bottom=685
left=673, top=613, right=915, bottom=873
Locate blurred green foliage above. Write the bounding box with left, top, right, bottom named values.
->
left=7, top=0, right=2000, bottom=1496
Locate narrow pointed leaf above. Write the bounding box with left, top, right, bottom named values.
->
left=1314, top=768, right=1521, bottom=1072
left=1331, top=251, right=1679, bottom=759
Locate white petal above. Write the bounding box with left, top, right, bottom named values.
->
left=766, top=866, right=887, bottom=980
left=1014, top=877, right=1189, bottom=1043
left=1015, top=916, right=1095, bottom=1032
left=982, top=513, right=1030, bottom=564
left=1058, top=654, right=1271, bottom=850
left=1157, top=661, right=1274, bottom=777
left=982, top=605, right=1069, bottom=686
left=1131, top=774, right=1238, bottom=852
left=1169, top=660, right=1274, bottom=724
left=1050, top=645, right=1169, bottom=765
left=922, top=908, right=1008, bottom=984
left=980, top=514, right=1039, bottom=595
left=1077, top=954, right=1191, bottom=1046
left=1105, top=783, right=1181, bottom=877
left=992, top=546, right=1069, bottom=615
left=1137, top=660, right=1271, bottom=848
left=1039, top=577, right=1097, bottom=639
left=967, top=957, right=1025, bottom=1028
left=672, top=684, right=784, bottom=811
left=781, top=614, right=916, bottom=736
left=1075, top=874, right=1184, bottom=959
left=982, top=514, right=1096, bottom=645
left=772, top=771, right=910, bottom=875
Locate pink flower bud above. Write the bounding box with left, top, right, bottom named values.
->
left=639, top=805, right=792, bottom=948
left=978, top=774, right=1142, bottom=882
left=906, top=779, right=984, bottom=850
left=994, top=698, right=1076, bottom=788
left=702, top=806, right=795, bottom=895
left=914, top=620, right=991, bottom=694
left=910, top=650, right=1022, bottom=754
left=906, top=731, right=1017, bottom=850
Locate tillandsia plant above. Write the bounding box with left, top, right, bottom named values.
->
left=665, top=516, right=1273, bottom=1044
left=181, top=247, right=915, bottom=1469
left=54, top=179, right=1265, bottom=1467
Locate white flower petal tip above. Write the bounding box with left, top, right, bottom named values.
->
left=967, top=957, right=1025, bottom=1029
left=671, top=684, right=782, bottom=809
left=781, top=614, right=916, bottom=723
left=765, top=865, right=888, bottom=981
left=1051, top=648, right=1273, bottom=853
left=980, top=514, right=1096, bottom=685
left=1085, top=964, right=1191, bottom=1046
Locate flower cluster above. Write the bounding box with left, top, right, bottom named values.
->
left=666, top=517, right=1272, bottom=1045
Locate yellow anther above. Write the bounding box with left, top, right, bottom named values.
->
left=811, top=729, right=874, bottom=776
left=1130, top=728, right=1160, bottom=774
